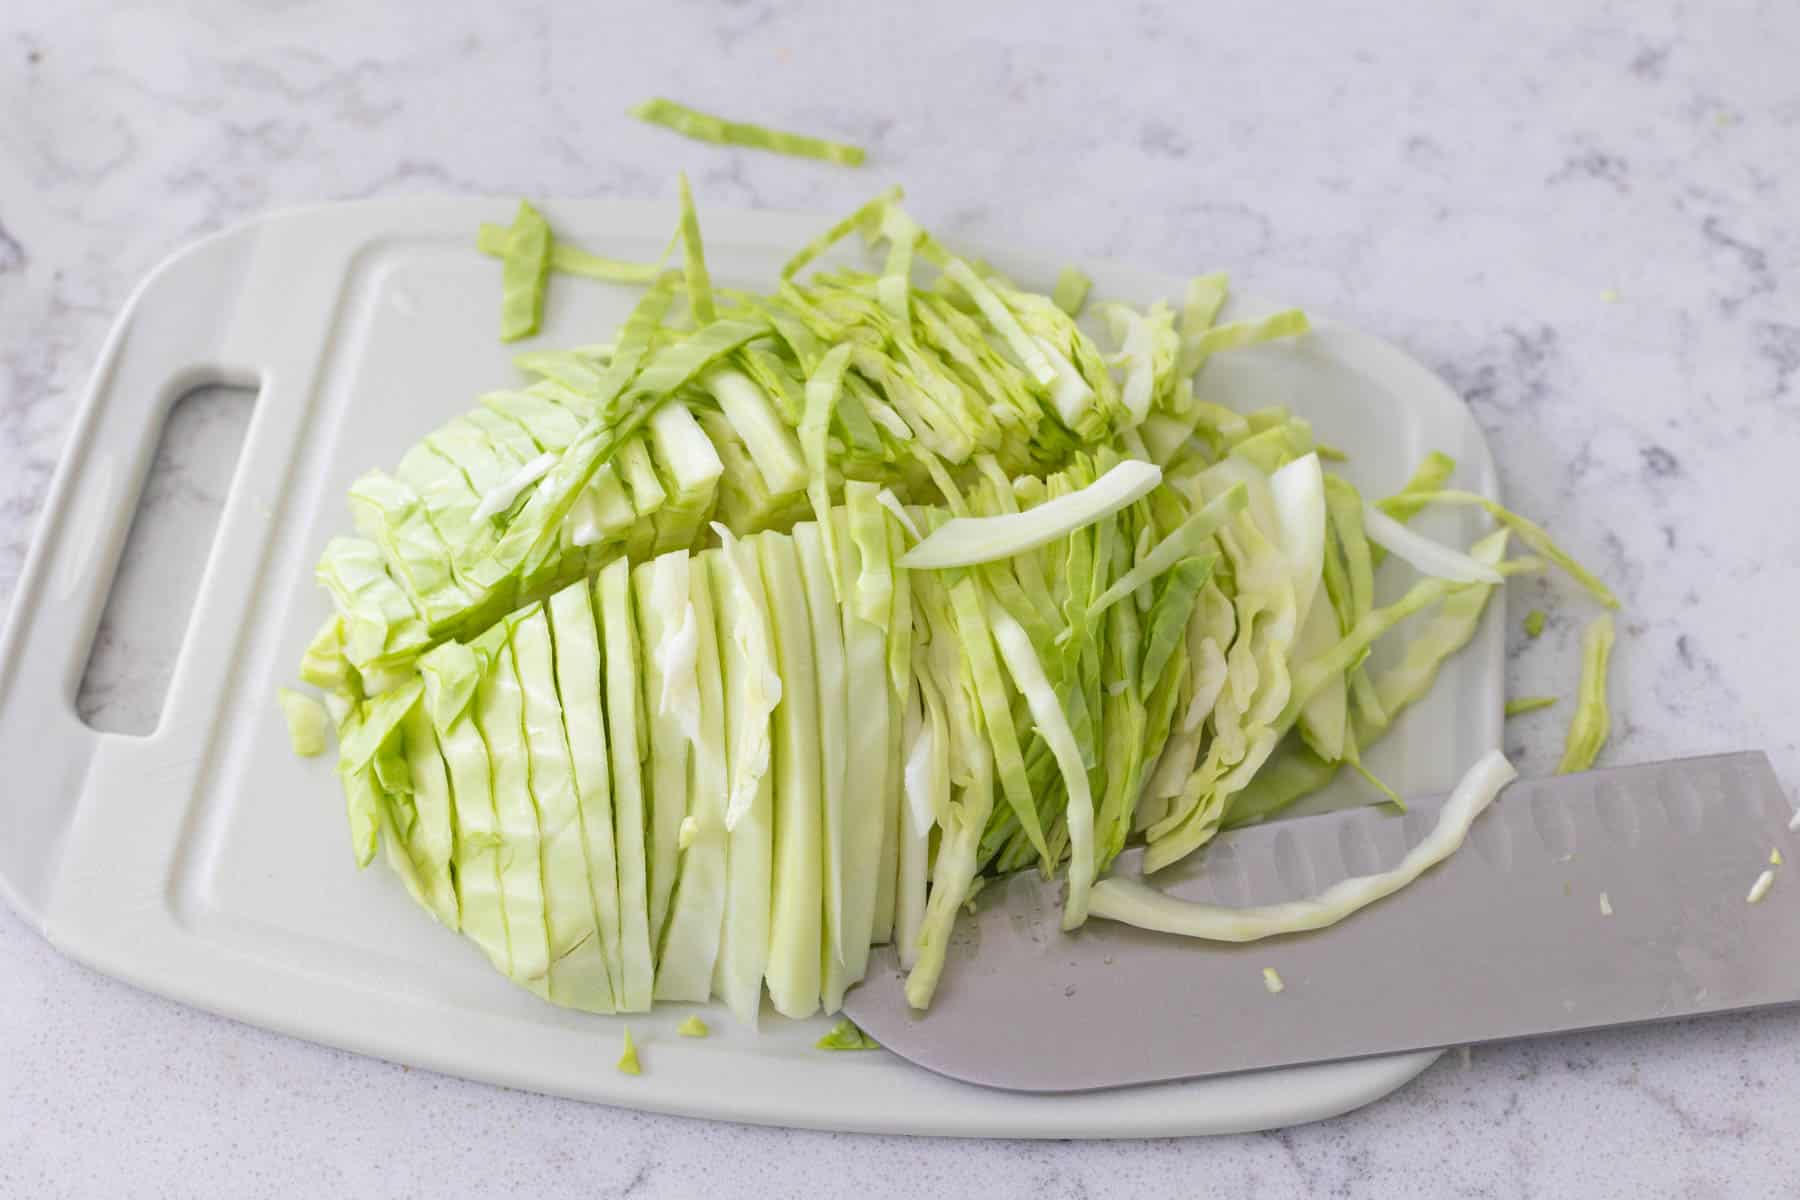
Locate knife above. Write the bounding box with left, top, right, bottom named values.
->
left=842, top=752, right=1800, bottom=1093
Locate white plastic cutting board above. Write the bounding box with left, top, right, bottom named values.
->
left=0, top=197, right=1500, bottom=1137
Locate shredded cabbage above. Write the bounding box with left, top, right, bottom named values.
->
left=875, top=488, right=921, bottom=541
left=895, top=677, right=933, bottom=968
left=498, top=200, right=552, bottom=342
left=943, top=259, right=1058, bottom=390
left=1403, top=490, right=1619, bottom=608
left=1270, top=454, right=1328, bottom=624
left=1080, top=485, right=1243, bottom=626
left=1361, top=503, right=1504, bottom=585
left=301, top=182, right=1625, bottom=1031
left=902, top=461, right=1162, bottom=569
left=1557, top=613, right=1615, bottom=773
left=1194, top=308, right=1309, bottom=356
left=989, top=599, right=1095, bottom=927
left=1092, top=750, right=1516, bottom=940
left=951, top=579, right=1048, bottom=865
left=676, top=172, right=714, bottom=324
left=645, top=401, right=724, bottom=551
left=1376, top=451, right=1457, bottom=525
left=630, top=97, right=867, bottom=167
left=780, top=187, right=902, bottom=279
left=477, top=223, right=660, bottom=284
left=707, top=367, right=808, bottom=496
left=1177, top=272, right=1231, bottom=374
left=1105, top=303, right=1157, bottom=425
left=902, top=693, right=939, bottom=836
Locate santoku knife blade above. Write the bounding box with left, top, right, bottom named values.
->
left=842, top=752, right=1800, bottom=1092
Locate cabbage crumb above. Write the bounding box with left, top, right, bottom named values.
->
left=1748, top=870, right=1775, bottom=905
left=617, top=1027, right=642, bottom=1075
left=816, top=1018, right=880, bottom=1050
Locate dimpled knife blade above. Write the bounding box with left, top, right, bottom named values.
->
left=842, top=753, right=1800, bottom=1093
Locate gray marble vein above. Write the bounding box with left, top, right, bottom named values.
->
left=3, top=0, right=1799, bottom=1195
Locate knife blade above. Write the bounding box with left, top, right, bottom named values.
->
left=841, top=752, right=1800, bottom=1092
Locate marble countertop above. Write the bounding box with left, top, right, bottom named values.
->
left=5, top=1, right=1799, bottom=1194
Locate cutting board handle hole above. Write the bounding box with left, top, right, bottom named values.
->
left=76, top=381, right=258, bottom=735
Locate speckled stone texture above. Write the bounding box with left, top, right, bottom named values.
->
left=3, top=2, right=1798, bottom=1195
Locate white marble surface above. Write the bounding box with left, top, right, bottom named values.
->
left=4, top=0, right=1800, bottom=1194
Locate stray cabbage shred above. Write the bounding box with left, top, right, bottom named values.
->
left=287, top=179, right=1618, bottom=1022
